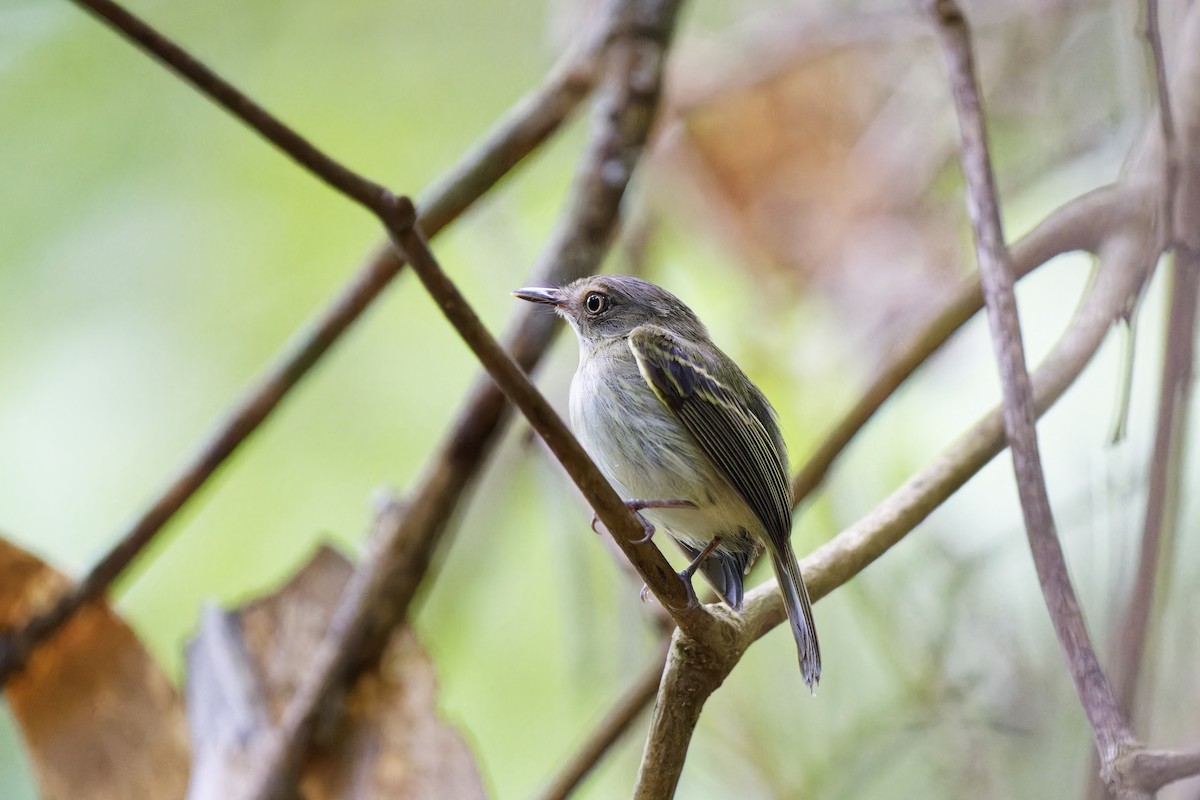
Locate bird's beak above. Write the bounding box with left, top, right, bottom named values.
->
left=512, top=287, right=564, bottom=306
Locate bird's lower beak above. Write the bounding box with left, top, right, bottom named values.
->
left=512, top=287, right=564, bottom=306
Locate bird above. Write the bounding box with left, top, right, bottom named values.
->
left=513, top=275, right=821, bottom=690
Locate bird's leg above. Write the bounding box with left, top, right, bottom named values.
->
left=679, top=535, right=722, bottom=581
left=640, top=534, right=723, bottom=607
left=590, top=498, right=696, bottom=543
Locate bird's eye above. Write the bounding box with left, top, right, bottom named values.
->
left=584, top=292, right=609, bottom=315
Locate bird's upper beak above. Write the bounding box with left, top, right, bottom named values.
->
left=512, top=286, right=564, bottom=306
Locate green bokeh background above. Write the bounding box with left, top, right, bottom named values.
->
left=3, top=0, right=1199, bottom=798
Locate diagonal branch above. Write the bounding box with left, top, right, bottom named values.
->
left=0, top=0, right=608, bottom=686
left=1111, top=249, right=1199, bottom=719
left=922, top=0, right=1142, bottom=788
left=791, top=184, right=1121, bottom=507
left=1144, top=0, right=1178, bottom=248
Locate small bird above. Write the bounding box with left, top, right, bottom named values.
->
left=514, top=275, right=821, bottom=690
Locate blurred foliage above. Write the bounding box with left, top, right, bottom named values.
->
left=2, top=0, right=1199, bottom=798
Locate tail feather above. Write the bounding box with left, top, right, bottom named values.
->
left=769, top=545, right=821, bottom=692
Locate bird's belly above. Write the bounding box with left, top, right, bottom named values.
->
left=569, top=358, right=762, bottom=554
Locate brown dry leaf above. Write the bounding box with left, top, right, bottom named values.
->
left=187, top=544, right=485, bottom=800
left=0, top=538, right=190, bottom=800
left=300, top=627, right=486, bottom=800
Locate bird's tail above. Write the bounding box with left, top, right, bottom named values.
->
left=769, top=543, right=821, bottom=692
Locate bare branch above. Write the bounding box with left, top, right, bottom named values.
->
left=536, top=643, right=669, bottom=800
left=1144, top=0, right=1179, bottom=247
left=1111, top=247, right=1199, bottom=720
left=1117, top=746, right=1200, bottom=794
left=74, top=0, right=388, bottom=207
left=791, top=185, right=1121, bottom=507
left=632, top=623, right=742, bottom=800
left=0, top=0, right=606, bottom=685
left=923, top=0, right=1141, bottom=780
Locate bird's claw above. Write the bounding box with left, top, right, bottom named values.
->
left=675, top=570, right=700, bottom=608
left=632, top=515, right=655, bottom=544
left=594, top=499, right=687, bottom=542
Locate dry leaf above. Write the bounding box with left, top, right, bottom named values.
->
left=187, top=544, right=486, bottom=800
left=0, top=538, right=190, bottom=800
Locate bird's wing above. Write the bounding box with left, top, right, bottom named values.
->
left=627, top=324, right=792, bottom=543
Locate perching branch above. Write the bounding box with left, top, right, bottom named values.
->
left=0, top=0, right=607, bottom=685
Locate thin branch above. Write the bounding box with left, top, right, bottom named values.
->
left=632, top=627, right=736, bottom=800
left=1144, top=0, right=1179, bottom=248
left=791, top=185, right=1121, bottom=507
left=1111, top=247, right=1199, bottom=718
left=75, top=0, right=387, bottom=207
left=536, top=643, right=670, bottom=800
left=0, top=0, right=607, bottom=685
left=1118, top=746, right=1200, bottom=794
left=923, top=0, right=1138, bottom=783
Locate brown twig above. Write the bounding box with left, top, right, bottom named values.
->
left=923, top=0, right=1142, bottom=790
left=0, top=0, right=607, bottom=685
left=791, top=185, right=1120, bottom=507
left=536, top=642, right=670, bottom=800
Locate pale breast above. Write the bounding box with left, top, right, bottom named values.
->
left=568, top=346, right=764, bottom=552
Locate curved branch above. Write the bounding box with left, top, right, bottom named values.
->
left=924, top=0, right=1141, bottom=776
left=791, top=184, right=1122, bottom=507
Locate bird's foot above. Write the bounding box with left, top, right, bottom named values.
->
left=591, top=498, right=695, bottom=544
left=667, top=535, right=723, bottom=608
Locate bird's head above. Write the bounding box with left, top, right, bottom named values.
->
left=513, top=275, right=708, bottom=349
